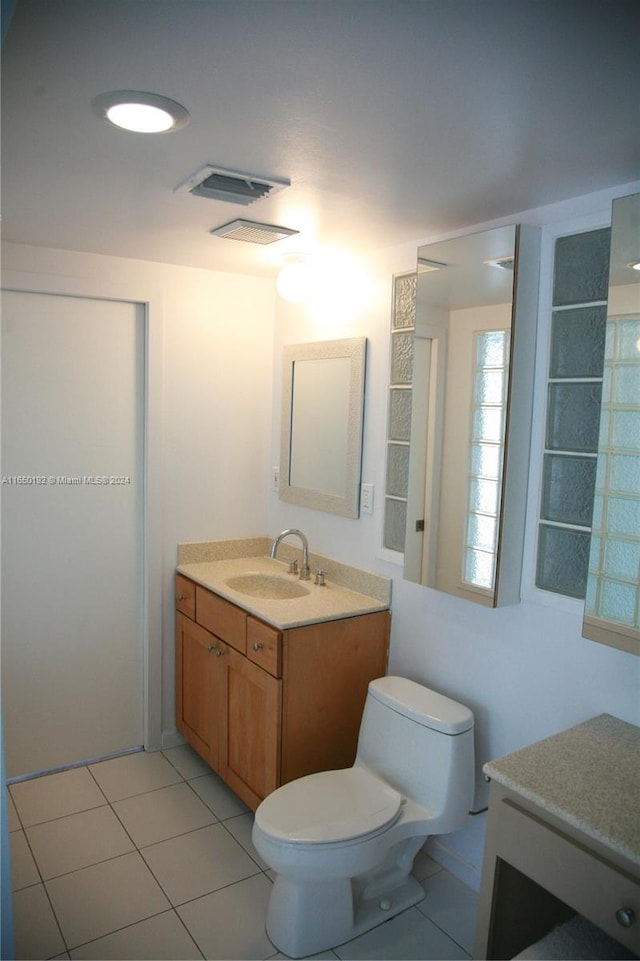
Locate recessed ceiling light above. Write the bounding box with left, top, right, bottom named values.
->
left=627, top=260, right=640, bottom=271
left=91, top=91, right=190, bottom=133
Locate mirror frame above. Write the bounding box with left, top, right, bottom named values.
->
left=279, top=337, right=367, bottom=518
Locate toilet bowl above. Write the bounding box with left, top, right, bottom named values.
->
left=252, top=676, right=475, bottom=958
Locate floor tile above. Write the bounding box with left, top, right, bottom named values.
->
left=10, top=830, right=40, bottom=890
left=334, top=906, right=470, bottom=960
left=113, top=781, right=216, bottom=847
left=412, top=850, right=443, bottom=882
left=269, top=953, right=339, bottom=960
left=27, top=805, right=135, bottom=879
left=9, top=767, right=106, bottom=827
left=89, top=750, right=182, bottom=801
left=188, top=772, right=250, bottom=820
left=177, top=873, right=274, bottom=960
left=13, top=883, right=66, bottom=960
left=163, top=744, right=212, bottom=780
left=69, top=910, right=203, bottom=960
left=141, top=822, right=261, bottom=906
left=223, top=812, right=269, bottom=869
left=46, top=851, right=171, bottom=949
left=417, top=871, right=478, bottom=954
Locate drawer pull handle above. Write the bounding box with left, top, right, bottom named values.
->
left=616, top=908, right=635, bottom=928
left=252, top=642, right=263, bottom=651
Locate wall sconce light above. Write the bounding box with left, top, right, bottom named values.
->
left=276, top=255, right=313, bottom=303
left=92, top=91, right=190, bottom=133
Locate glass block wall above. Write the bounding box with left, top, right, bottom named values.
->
left=383, top=272, right=416, bottom=552
left=463, top=330, right=510, bottom=590
left=535, top=228, right=610, bottom=597
left=585, top=315, right=640, bottom=630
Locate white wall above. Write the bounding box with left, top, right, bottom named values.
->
left=268, top=182, right=640, bottom=886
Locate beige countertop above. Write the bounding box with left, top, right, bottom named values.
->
left=177, top=540, right=391, bottom=630
left=484, top=713, right=640, bottom=866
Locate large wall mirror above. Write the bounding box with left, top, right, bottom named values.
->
left=583, top=192, right=640, bottom=655
left=280, top=337, right=367, bottom=518
left=404, top=224, right=540, bottom=606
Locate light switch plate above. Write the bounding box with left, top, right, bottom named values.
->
left=360, top=482, right=374, bottom=514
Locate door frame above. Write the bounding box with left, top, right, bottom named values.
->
left=1, top=269, right=163, bottom=753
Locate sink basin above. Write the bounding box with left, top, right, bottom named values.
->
left=225, top=573, right=311, bottom=600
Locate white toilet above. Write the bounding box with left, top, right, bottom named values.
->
left=252, top=675, right=475, bottom=958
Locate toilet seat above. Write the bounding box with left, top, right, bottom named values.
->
left=255, top=766, right=402, bottom=844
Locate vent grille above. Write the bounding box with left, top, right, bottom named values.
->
left=210, top=220, right=299, bottom=244
left=175, top=164, right=289, bottom=206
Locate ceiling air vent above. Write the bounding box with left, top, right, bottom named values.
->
left=175, top=164, right=289, bottom=206
left=210, top=220, right=299, bottom=244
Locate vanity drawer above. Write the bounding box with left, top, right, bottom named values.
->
left=497, top=798, right=640, bottom=953
left=195, top=585, right=247, bottom=654
left=247, top=618, right=282, bottom=678
left=175, top=574, right=196, bottom=619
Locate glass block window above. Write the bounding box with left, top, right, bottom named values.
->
left=536, top=228, right=610, bottom=598
left=384, top=272, right=416, bottom=552
left=463, top=330, right=510, bottom=590
left=585, top=315, right=640, bottom=632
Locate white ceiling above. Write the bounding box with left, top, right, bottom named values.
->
left=2, top=0, right=639, bottom=278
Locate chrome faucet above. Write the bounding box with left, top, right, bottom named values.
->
left=270, top=528, right=311, bottom=580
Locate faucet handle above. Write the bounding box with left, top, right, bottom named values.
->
left=288, top=559, right=299, bottom=575
left=314, top=569, right=327, bottom=586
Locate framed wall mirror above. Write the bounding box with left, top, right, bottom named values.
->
left=582, top=192, right=640, bottom=655
left=403, top=224, right=540, bottom=606
left=280, top=337, right=367, bottom=518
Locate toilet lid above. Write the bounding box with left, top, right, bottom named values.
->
left=255, top=766, right=402, bottom=844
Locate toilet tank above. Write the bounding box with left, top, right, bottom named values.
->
left=355, top=676, right=475, bottom=834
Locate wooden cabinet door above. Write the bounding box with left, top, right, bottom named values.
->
left=281, top=610, right=390, bottom=783
left=221, top=649, right=282, bottom=810
left=176, top=612, right=215, bottom=765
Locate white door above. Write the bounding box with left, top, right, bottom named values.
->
left=1, top=290, right=144, bottom=778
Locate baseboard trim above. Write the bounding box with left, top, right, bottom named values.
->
left=424, top=836, right=481, bottom=892
left=161, top=729, right=186, bottom=751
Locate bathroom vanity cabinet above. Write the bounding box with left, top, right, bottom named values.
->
left=474, top=715, right=640, bottom=960
left=175, top=572, right=390, bottom=810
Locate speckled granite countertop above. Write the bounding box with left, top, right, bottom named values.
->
left=177, top=537, right=391, bottom=630
left=484, top=714, right=640, bottom=866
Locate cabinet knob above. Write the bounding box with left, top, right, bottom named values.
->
left=252, top=642, right=263, bottom=651
left=616, top=908, right=635, bottom=928
left=177, top=593, right=187, bottom=602
left=207, top=643, right=224, bottom=657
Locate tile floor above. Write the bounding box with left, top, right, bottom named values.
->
left=8, top=746, right=478, bottom=960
